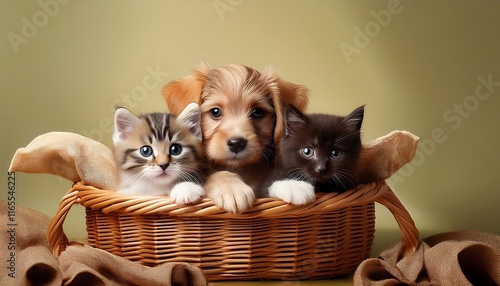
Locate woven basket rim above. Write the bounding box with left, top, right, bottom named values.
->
left=71, top=180, right=388, bottom=218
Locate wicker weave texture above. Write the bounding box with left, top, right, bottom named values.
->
left=86, top=203, right=375, bottom=280
left=48, top=181, right=419, bottom=281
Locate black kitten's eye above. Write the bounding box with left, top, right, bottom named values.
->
left=170, top=143, right=183, bottom=156
left=301, top=147, right=314, bottom=158
left=251, top=108, right=264, bottom=118
left=331, top=149, right=342, bottom=159
left=210, top=107, right=222, bottom=118
left=140, top=145, right=153, bottom=157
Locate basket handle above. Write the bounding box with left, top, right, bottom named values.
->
left=47, top=186, right=80, bottom=256
left=47, top=182, right=420, bottom=255
left=376, top=186, right=420, bottom=252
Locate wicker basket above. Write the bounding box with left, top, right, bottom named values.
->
left=48, top=180, right=418, bottom=281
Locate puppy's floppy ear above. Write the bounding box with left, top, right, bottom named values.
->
left=265, top=67, right=309, bottom=145
left=277, top=77, right=309, bottom=113
left=162, top=62, right=211, bottom=115
left=261, top=66, right=283, bottom=145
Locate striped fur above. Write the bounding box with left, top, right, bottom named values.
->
left=112, top=103, right=206, bottom=204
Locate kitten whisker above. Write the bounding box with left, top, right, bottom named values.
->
left=178, top=170, right=205, bottom=185
left=280, top=169, right=313, bottom=184
left=331, top=169, right=359, bottom=191
left=260, top=143, right=276, bottom=164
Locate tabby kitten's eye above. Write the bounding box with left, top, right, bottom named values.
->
left=170, top=143, right=183, bottom=156
left=140, top=145, right=153, bottom=157
left=331, top=149, right=342, bottom=159
left=251, top=108, right=264, bottom=118
left=210, top=108, right=222, bottom=118
left=301, top=147, right=314, bottom=158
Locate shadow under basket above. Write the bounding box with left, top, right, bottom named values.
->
left=48, top=180, right=419, bottom=281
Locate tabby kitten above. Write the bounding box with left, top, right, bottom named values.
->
left=112, top=103, right=207, bottom=205
left=267, top=105, right=364, bottom=205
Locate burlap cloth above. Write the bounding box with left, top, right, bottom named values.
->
left=354, top=230, right=500, bottom=285
left=0, top=201, right=207, bottom=286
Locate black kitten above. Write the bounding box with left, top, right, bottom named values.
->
left=267, top=105, right=364, bottom=205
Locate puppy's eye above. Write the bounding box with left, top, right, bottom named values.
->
left=301, top=147, right=314, bottom=158
left=210, top=108, right=222, bottom=118
left=140, top=145, right=153, bottom=157
left=251, top=108, right=264, bottom=118
left=331, top=149, right=343, bottom=159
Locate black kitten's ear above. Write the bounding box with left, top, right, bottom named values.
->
left=343, top=105, right=365, bottom=131
left=285, top=104, right=307, bottom=136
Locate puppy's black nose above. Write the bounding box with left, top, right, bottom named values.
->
left=227, top=137, right=247, bottom=154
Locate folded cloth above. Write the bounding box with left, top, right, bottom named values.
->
left=0, top=201, right=208, bottom=286
left=354, top=230, right=500, bottom=285
left=357, top=130, right=419, bottom=183
left=9, top=132, right=118, bottom=190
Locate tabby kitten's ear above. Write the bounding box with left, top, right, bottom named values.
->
left=343, top=105, right=365, bottom=131
left=176, top=102, right=202, bottom=141
left=113, top=108, right=141, bottom=144
left=284, top=104, right=307, bottom=136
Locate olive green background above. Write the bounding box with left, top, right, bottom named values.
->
left=2, top=0, right=499, bottom=259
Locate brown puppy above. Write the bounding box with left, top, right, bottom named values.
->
left=163, top=62, right=309, bottom=213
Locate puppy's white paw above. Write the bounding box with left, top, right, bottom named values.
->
left=169, top=182, right=205, bottom=205
left=268, top=180, right=316, bottom=205
left=206, top=175, right=255, bottom=214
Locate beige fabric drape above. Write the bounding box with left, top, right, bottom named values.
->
left=354, top=230, right=500, bottom=285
